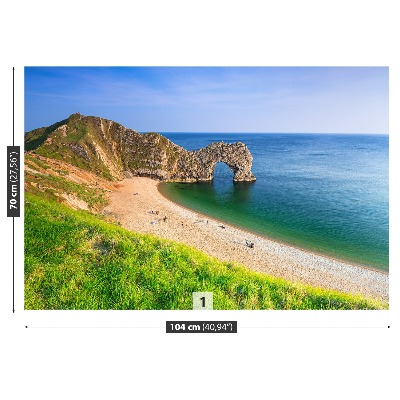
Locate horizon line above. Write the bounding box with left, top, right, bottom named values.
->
left=149, top=131, right=389, bottom=135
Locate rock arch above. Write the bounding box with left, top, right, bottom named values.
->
left=174, top=142, right=256, bottom=182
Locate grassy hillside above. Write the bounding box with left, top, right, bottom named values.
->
left=25, top=152, right=110, bottom=212
left=25, top=192, right=387, bottom=310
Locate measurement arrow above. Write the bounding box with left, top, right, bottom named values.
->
left=9, top=67, right=18, bottom=313
left=13, top=66, right=14, bottom=314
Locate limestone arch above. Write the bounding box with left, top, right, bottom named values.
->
left=195, top=142, right=256, bottom=182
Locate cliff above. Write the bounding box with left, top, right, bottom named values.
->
left=25, top=113, right=256, bottom=182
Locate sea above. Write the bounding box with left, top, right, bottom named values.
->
left=157, top=133, right=389, bottom=271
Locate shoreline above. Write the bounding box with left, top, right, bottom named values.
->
left=103, top=177, right=388, bottom=302
left=158, top=182, right=387, bottom=275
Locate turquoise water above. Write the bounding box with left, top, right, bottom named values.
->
left=158, top=133, right=389, bottom=271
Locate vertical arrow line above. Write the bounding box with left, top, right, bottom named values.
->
left=12, top=67, right=15, bottom=313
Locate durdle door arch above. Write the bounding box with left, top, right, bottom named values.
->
left=192, top=142, right=257, bottom=182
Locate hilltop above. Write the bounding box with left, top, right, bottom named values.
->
left=25, top=113, right=256, bottom=182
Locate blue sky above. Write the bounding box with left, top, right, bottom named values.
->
left=24, top=66, right=388, bottom=133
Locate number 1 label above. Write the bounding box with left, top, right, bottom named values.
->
left=192, top=292, right=213, bottom=310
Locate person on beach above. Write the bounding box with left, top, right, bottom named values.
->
left=246, top=240, right=254, bottom=249
left=163, top=216, right=167, bottom=222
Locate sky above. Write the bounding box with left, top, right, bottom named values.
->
left=24, top=66, right=388, bottom=134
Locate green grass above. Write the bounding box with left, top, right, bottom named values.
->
left=24, top=192, right=387, bottom=310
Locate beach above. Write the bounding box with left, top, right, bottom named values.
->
left=103, top=177, right=388, bottom=302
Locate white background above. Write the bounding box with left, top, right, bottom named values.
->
left=1, top=1, right=399, bottom=399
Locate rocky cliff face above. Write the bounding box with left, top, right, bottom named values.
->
left=25, top=114, right=256, bottom=182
